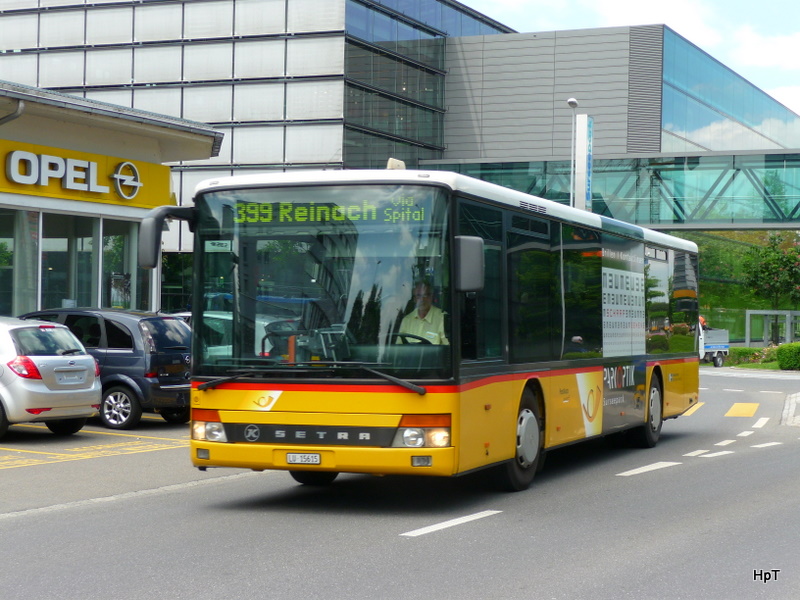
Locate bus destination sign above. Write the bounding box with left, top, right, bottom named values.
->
left=234, top=197, right=428, bottom=226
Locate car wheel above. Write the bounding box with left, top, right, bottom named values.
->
left=0, top=403, right=9, bottom=439
left=45, top=418, right=87, bottom=436
left=100, top=386, right=143, bottom=429
left=289, top=471, right=339, bottom=486
left=160, top=407, right=190, bottom=424
left=713, top=353, right=724, bottom=367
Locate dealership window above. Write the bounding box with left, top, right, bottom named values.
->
left=41, top=214, right=98, bottom=311
left=102, top=220, right=134, bottom=310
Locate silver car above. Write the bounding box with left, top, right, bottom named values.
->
left=0, top=316, right=101, bottom=439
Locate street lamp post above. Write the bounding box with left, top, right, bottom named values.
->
left=567, top=97, right=578, bottom=208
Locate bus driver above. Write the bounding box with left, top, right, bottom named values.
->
left=399, top=281, right=449, bottom=345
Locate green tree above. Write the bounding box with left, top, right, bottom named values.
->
left=742, top=232, right=800, bottom=343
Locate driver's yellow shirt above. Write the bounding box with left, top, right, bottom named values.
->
left=399, top=306, right=449, bottom=345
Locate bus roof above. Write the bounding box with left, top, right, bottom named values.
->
left=194, top=170, right=697, bottom=254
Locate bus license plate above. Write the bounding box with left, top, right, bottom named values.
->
left=286, top=453, right=321, bottom=465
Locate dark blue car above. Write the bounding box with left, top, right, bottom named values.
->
left=20, top=309, right=191, bottom=429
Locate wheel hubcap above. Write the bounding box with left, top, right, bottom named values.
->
left=104, top=392, right=131, bottom=426
left=649, top=387, right=662, bottom=430
left=516, top=408, right=540, bottom=468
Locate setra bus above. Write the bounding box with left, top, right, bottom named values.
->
left=139, top=169, right=700, bottom=491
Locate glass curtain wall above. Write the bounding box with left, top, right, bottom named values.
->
left=435, top=154, right=800, bottom=229
left=344, top=0, right=448, bottom=167
left=662, top=28, right=800, bottom=152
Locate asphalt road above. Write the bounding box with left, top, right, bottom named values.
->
left=1, top=367, right=799, bottom=600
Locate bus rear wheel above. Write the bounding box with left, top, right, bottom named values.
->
left=289, top=471, right=339, bottom=486
left=632, top=376, right=663, bottom=448
left=495, top=388, right=542, bottom=492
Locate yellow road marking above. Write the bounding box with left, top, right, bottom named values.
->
left=725, top=403, right=759, bottom=417
left=16, top=423, right=189, bottom=441
left=0, top=446, right=76, bottom=457
left=682, top=402, right=704, bottom=416
left=0, top=440, right=187, bottom=469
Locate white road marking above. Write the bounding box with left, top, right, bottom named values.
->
left=0, top=472, right=262, bottom=521
left=400, top=510, right=502, bottom=537
left=715, top=440, right=737, bottom=446
left=759, top=391, right=783, bottom=394
left=723, top=389, right=744, bottom=392
left=683, top=450, right=708, bottom=457
left=701, top=451, right=735, bottom=458
left=737, top=431, right=754, bottom=437
left=753, top=418, right=770, bottom=428
left=752, top=442, right=783, bottom=448
left=616, top=462, right=681, bottom=477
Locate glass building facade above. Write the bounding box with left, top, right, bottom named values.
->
left=662, top=29, right=800, bottom=153
left=343, top=0, right=511, bottom=167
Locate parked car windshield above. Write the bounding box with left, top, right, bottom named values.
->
left=11, top=325, right=85, bottom=356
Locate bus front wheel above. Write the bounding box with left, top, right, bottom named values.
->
left=289, top=471, right=339, bottom=486
left=495, top=388, right=543, bottom=492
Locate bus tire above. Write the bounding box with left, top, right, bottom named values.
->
left=632, top=375, right=663, bottom=448
left=289, top=470, right=339, bottom=486
left=495, top=387, right=543, bottom=492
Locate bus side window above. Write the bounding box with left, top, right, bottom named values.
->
left=458, top=201, right=502, bottom=360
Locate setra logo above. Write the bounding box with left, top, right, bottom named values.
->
left=243, top=424, right=261, bottom=442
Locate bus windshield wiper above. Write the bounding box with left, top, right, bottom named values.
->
left=197, top=362, right=426, bottom=395
left=359, top=364, right=426, bottom=396
left=197, top=364, right=281, bottom=391
left=197, top=370, right=257, bottom=391
left=291, top=361, right=427, bottom=395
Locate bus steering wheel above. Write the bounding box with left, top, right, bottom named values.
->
left=390, top=333, right=432, bottom=345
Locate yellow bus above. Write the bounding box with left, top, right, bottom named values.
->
left=139, top=169, right=700, bottom=491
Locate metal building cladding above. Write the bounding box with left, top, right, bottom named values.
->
left=0, top=81, right=222, bottom=316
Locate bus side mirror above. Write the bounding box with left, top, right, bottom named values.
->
left=138, top=206, right=195, bottom=269
left=455, top=235, right=484, bottom=292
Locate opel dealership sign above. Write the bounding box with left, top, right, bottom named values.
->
left=1, top=141, right=169, bottom=209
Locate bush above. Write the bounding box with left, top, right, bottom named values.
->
left=777, top=343, right=800, bottom=370
left=647, top=334, right=669, bottom=353
left=727, top=347, right=760, bottom=365
left=672, top=323, right=691, bottom=336
left=668, top=334, right=694, bottom=353
left=755, top=345, right=779, bottom=363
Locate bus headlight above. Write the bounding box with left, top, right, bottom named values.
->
left=392, top=414, right=451, bottom=448
left=192, top=421, right=227, bottom=442
left=402, top=428, right=425, bottom=447
left=393, top=427, right=451, bottom=448
left=426, top=428, right=450, bottom=448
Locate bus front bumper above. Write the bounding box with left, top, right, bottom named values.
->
left=191, top=441, right=457, bottom=477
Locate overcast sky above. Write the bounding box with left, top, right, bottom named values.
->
left=464, top=0, right=800, bottom=116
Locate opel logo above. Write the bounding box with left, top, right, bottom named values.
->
left=112, top=161, right=143, bottom=200
left=244, top=424, right=260, bottom=442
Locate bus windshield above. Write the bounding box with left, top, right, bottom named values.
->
left=194, top=183, right=451, bottom=379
